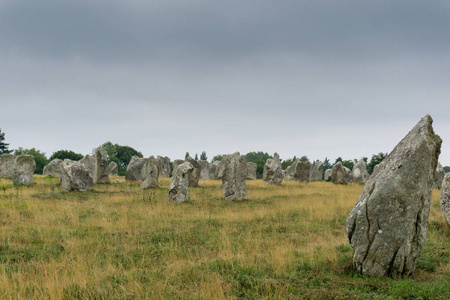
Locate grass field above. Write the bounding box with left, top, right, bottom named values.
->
left=0, top=176, right=448, bottom=299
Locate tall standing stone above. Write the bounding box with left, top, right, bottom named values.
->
left=293, top=156, right=312, bottom=182
left=157, top=156, right=171, bottom=178
left=59, top=160, right=93, bottom=192
left=331, top=162, right=351, bottom=185
left=80, top=155, right=94, bottom=178
left=0, top=153, right=15, bottom=178
left=173, top=159, right=185, bottom=175
left=43, top=159, right=64, bottom=178
left=324, top=169, right=332, bottom=181
left=168, top=162, right=194, bottom=203
left=263, top=153, right=283, bottom=185
left=125, top=156, right=146, bottom=181
left=93, top=147, right=110, bottom=184
left=209, top=160, right=221, bottom=179
left=197, top=160, right=210, bottom=180
left=352, top=159, right=370, bottom=184
left=107, top=161, right=119, bottom=176
left=247, top=162, right=257, bottom=180
left=185, top=156, right=200, bottom=187
left=434, top=162, right=445, bottom=189
left=12, top=155, right=36, bottom=185
left=218, top=152, right=247, bottom=201
left=310, top=161, right=324, bottom=181
left=140, top=156, right=159, bottom=189
left=346, top=115, right=441, bottom=277
left=440, top=173, right=450, bottom=225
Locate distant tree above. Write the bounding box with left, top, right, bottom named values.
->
left=194, top=153, right=198, bottom=160
left=281, top=156, right=296, bottom=170
left=200, top=151, right=207, bottom=161
left=444, top=166, right=450, bottom=173
left=49, top=150, right=83, bottom=161
left=211, top=154, right=224, bottom=162
left=14, top=147, right=49, bottom=174
left=246, top=151, right=272, bottom=178
left=0, top=128, right=12, bottom=156
left=101, top=141, right=143, bottom=176
left=334, top=157, right=343, bottom=164
left=323, top=157, right=332, bottom=177
left=367, top=152, right=387, bottom=174
left=185, top=152, right=190, bottom=159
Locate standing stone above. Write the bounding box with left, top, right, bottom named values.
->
left=80, top=155, right=94, bottom=178
left=284, top=165, right=294, bottom=180
left=324, top=169, right=332, bottom=181
left=125, top=156, right=146, bottom=181
left=173, top=159, right=185, bottom=174
left=292, top=156, right=312, bottom=182
left=331, top=162, right=351, bottom=185
left=310, top=161, right=324, bottom=181
left=107, top=161, right=119, bottom=176
left=440, top=173, right=450, bottom=225
left=168, top=162, right=194, bottom=203
left=434, top=163, right=445, bottom=189
left=59, top=160, right=93, bottom=192
left=43, top=159, right=63, bottom=178
left=263, top=153, right=283, bottom=184
left=247, top=162, right=257, bottom=180
left=218, top=152, right=247, bottom=201
left=140, top=156, right=159, bottom=189
left=12, top=155, right=36, bottom=185
left=0, top=153, right=15, bottom=178
left=352, top=159, right=370, bottom=184
left=197, top=160, right=210, bottom=180
left=346, top=115, right=442, bottom=277
left=185, top=156, right=200, bottom=187
left=93, top=147, right=110, bottom=184
left=209, top=161, right=221, bottom=179
left=157, top=156, right=171, bottom=178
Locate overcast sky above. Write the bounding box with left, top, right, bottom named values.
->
left=1, top=0, right=450, bottom=165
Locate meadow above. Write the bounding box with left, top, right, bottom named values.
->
left=0, top=176, right=448, bottom=299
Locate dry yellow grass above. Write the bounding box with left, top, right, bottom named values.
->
left=0, top=176, right=448, bottom=299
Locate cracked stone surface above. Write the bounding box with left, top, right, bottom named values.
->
left=346, top=115, right=442, bottom=277
left=440, top=173, right=450, bottom=225
left=218, top=152, right=247, bottom=201
left=263, top=153, right=283, bottom=185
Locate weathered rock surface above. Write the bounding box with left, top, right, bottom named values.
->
left=185, top=156, right=200, bottom=187
left=59, top=160, right=93, bottom=192
left=346, top=115, right=442, bottom=277
left=218, top=152, right=247, bottom=201
left=247, top=162, right=257, bottom=180
left=157, top=156, right=171, bottom=178
left=125, top=156, right=146, bottom=181
left=140, top=156, right=159, bottom=189
left=209, top=161, right=221, bottom=179
left=331, top=162, right=351, bottom=185
left=291, top=156, right=312, bottom=182
left=107, top=161, right=118, bottom=176
left=352, top=159, right=370, bottom=184
left=12, top=155, right=36, bottom=185
left=93, top=147, right=110, bottom=184
left=168, top=162, right=194, bottom=203
left=434, top=162, right=445, bottom=189
left=197, top=160, right=210, bottom=180
left=0, top=153, right=15, bottom=178
left=440, top=173, right=450, bottom=226
left=263, top=153, right=283, bottom=184
left=310, top=161, right=324, bottom=181
left=324, top=169, right=332, bottom=181
left=173, top=159, right=185, bottom=175
left=80, top=155, right=94, bottom=178
left=43, top=159, right=63, bottom=177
